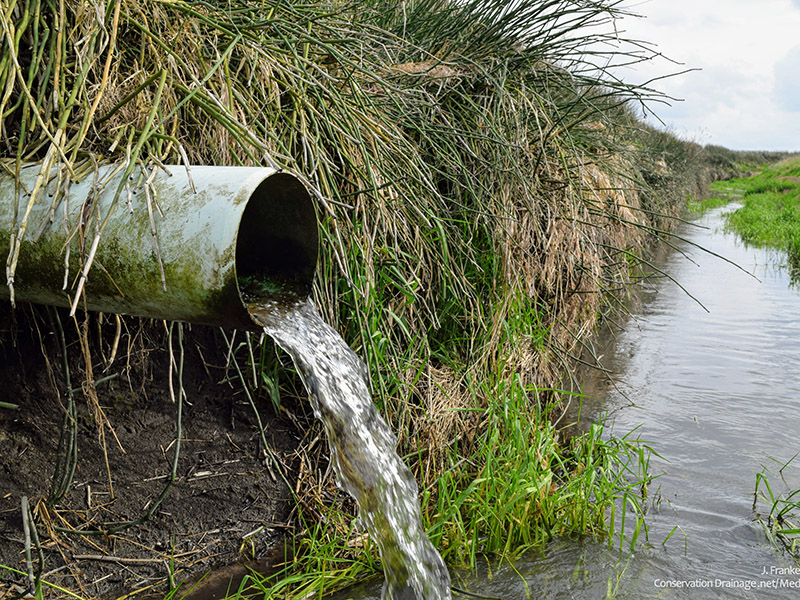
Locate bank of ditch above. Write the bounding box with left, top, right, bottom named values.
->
left=0, top=1, right=786, bottom=598
left=709, top=157, right=800, bottom=278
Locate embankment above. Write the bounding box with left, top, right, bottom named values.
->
left=0, top=1, right=785, bottom=598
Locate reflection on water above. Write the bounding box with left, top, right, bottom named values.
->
left=333, top=204, right=800, bottom=599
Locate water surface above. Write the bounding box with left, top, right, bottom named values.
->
left=575, top=204, right=800, bottom=597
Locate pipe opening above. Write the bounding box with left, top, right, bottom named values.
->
left=235, top=172, right=318, bottom=301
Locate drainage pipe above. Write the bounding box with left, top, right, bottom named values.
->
left=0, top=163, right=318, bottom=330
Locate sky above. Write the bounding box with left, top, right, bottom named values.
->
left=604, top=0, right=800, bottom=151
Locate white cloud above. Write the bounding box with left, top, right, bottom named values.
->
left=774, top=44, right=800, bottom=111
left=610, top=0, right=800, bottom=150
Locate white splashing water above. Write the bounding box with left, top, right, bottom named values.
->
left=248, top=297, right=452, bottom=600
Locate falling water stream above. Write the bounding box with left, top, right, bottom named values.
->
left=247, top=298, right=452, bottom=600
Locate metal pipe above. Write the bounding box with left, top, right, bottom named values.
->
left=0, top=164, right=318, bottom=330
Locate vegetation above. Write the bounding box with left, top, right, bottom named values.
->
left=687, top=192, right=736, bottom=215
left=754, top=462, right=800, bottom=566
left=708, top=157, right=800, bottom=277
left=0, top=0, right=740, bottom=597
left=699, top=145, right=794, bottom=181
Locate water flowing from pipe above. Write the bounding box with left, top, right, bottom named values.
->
left=247, top=297, right=451, bottom=600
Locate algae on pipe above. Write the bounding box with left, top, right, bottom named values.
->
left=0, top=163, right=318, bottom=329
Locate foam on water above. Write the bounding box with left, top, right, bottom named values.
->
left=248, top=297, right=451, bottom=600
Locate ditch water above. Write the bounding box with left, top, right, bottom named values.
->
left=247, top=299, right=452, bottom=600
left=329, top=202, right=800, bottom=599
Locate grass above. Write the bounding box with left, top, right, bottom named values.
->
left=709, top=157, right=800, bottom=276
left=699, top=145, right=795, bottom=180
left=426, top=383, right=654, bottom=567
left=754, top=464, right=800, bottom=566
left=687, top=191, right=742, bottom=215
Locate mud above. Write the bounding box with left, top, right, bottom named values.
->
left=0, top=303, right=305, bottom=599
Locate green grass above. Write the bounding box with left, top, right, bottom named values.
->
left=687, top=192, right=739, bottom=215
left=710, top=158, right=800, bottom=274
left=426, top=383, right=654, bottom=568
left=754, top=466, right=800, bottom=566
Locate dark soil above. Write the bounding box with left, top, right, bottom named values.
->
left=0, top=303, right=307, bottom=600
